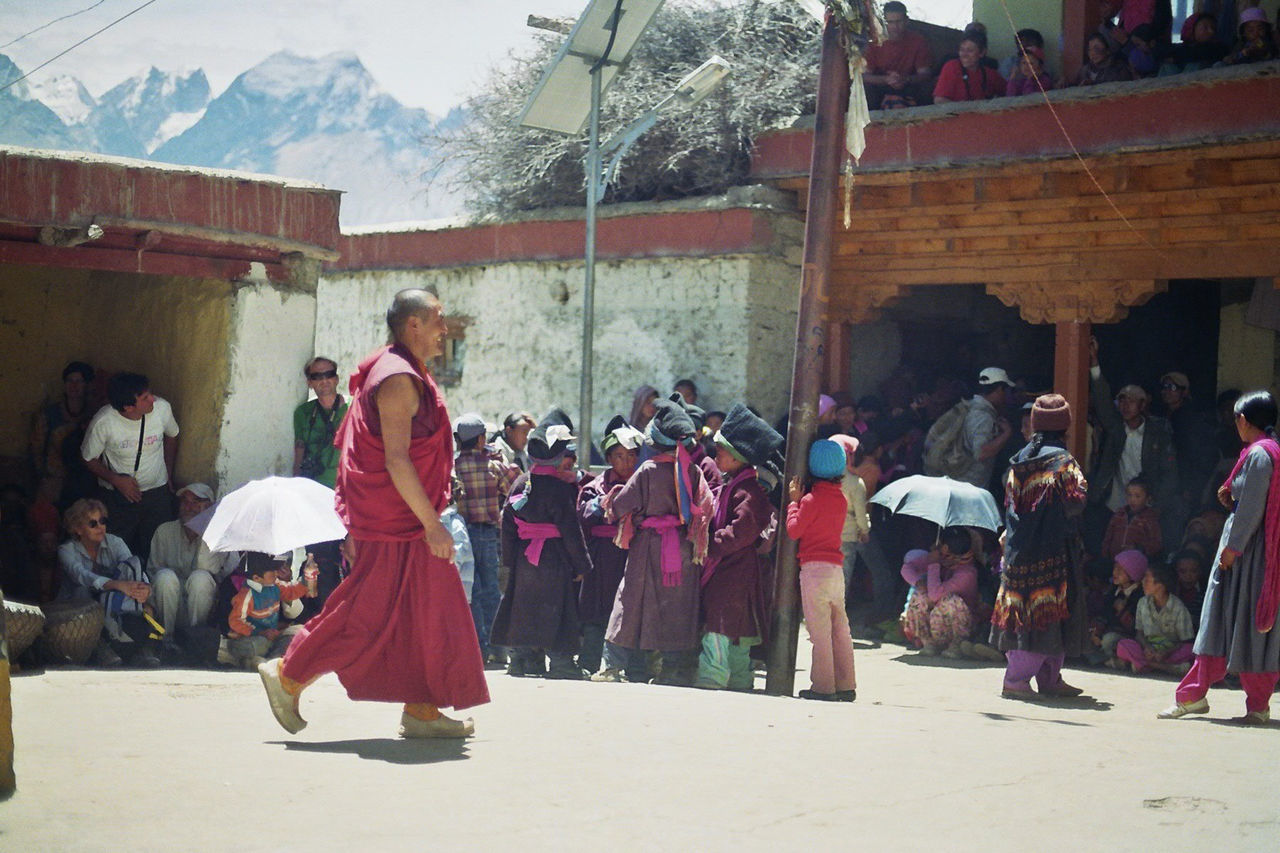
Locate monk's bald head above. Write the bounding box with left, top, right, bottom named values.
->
left=386, top=289, right=441, bottom=338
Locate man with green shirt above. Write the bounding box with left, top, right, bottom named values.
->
left=293, top=356, right=350, bottom=613
left=293, top=357, right=349, bottom=488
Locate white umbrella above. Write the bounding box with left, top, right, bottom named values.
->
left=869, top=475, right=1003, bottom=533
left=186, top=476, right=347, bottom=554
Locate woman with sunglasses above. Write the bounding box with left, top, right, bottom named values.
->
left=56, top=498, right=156, bottom=666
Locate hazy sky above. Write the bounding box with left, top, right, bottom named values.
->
left=0, top=0, right=972, bottom=115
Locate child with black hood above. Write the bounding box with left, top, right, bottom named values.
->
left=491, top=408, right=593, bottom=679
left=695, top=404, right=783, bottom=690
left=602, top=399, right=713, bottom=685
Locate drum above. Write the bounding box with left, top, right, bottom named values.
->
left=38, top=601, right=104, bottom=665
left=3, top=600, right=45, bottom=661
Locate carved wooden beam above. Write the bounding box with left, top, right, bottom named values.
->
left=844, top=283, right=905, bottom=323
left=986, top=279, right=1168, bottom=324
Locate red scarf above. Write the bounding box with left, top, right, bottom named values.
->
left=1223, top=436, right=1280, bottom=632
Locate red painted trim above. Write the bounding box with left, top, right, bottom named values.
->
left=751, top=74, right=1280, bottom=180
left=331, top=207, right=781, bottom=271
left=0, top=149, right=341, bottom=252
left=0, top=239, right=285, bottom=282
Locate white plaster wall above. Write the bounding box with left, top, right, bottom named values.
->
left=316, top=253, right=798, bottom=442
left=217, top=284, right=316, bottom=492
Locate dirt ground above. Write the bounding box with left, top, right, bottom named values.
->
left=2, top=642, right=1277, bottom=852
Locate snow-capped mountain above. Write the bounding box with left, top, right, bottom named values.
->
left=96, top=67, right=211, bottom=154
left=0, top=51, right=458, bottom=226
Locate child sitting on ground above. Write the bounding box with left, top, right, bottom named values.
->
left=900, top=526, right=980, bottom=658
left=222, top=552, right=313, bottom=669
left=1087, top=549, right=1146, bottom=666
left=786, top=439, right=856, bottom=702
left=1114, top=563, right=1196, bottom=674
left=1100, top=476, right=1162, bottom=564
left=1170, top=548, right=1205, bottom=626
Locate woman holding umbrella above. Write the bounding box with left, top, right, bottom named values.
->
left=990, top=394, right=1090, bottom=700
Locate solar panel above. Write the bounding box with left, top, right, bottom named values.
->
left=517, top=0, right=666, bottom=135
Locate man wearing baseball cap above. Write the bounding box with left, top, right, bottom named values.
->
left=957, top=367, right=1016, bottom=489
left=1088, top=339, right=1180, bottom=558
left=148, top=483, right=240, bottom=639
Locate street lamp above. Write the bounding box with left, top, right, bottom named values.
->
left=578, top=55, right=730, bottom=462
left=519, top=1, right=729, bottom=461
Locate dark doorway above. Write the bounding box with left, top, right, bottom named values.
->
left=1092, top=279, right=1221, bottom=403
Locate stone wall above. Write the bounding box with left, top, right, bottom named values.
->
left=317, top=253, right=800, bottom=441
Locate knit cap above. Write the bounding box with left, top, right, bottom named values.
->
left=1030, top=393, right=1072, bottom=433
left=808, top=439, right=846, bottom=479
left=1115, top=549, right=1148, bottom=584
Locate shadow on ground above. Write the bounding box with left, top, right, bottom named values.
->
left=274, top=738, right=469, bottom=765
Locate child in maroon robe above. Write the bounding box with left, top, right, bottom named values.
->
left=579, top=416, right=643, bottom=677
left=695, top=404, right=782, bottom=690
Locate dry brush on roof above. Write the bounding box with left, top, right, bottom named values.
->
left=427, top=0, right=820, bottom=216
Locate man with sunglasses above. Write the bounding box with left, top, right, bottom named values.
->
left=1159, top=370, right=1217, bottom=522
left=292, top=357, right=350, bottom=616
left=293, top=357, right=349, bottom=488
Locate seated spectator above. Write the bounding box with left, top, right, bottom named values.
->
left=1071, top=33, right=1137, bottom=86
left=863, top=1, right=934, bottom=109
left=1121, top=23, right=1161, bottom=77
left=56, top=498, right=158, bottom=667
left=1005, top=45, right=1052, bottom=96
left=1114, top=563, right=1195, bottom=674
left=221, top=551, right=312, bottom=669
left=899, top=527, right=980, bottom=657
left=1160, top=13, right=1229, bottom=73
left=148, top=483, right=238, bottom=641
left=1170, top=548, right=1205, bottom=626
left=937, top=22, right=1002, bottom=71
left=1100, top=475, right=1163, bottom=564
left=29, top=361, right=98, bottom=511
left=832, top=393, right=857, bottom=437
left=1223, top=7, right=1277, bottom=65
left=934, top=31, right=1005, bottom=103
left=999, top=28, right=1045, bottom=79
left=1087, top=549, right=1146, bottom=666
left=1102, top=0, right=1173, bottom=42
left=852, top=395, right=883, bottom=438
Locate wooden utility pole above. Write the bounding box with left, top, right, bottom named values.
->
left=765, top=13, right=850, bottom=696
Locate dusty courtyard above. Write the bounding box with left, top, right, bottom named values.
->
left=2, top=643, right=1276, bottom=851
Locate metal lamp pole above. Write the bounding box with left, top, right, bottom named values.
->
left=581, top=67, right=603, bottom=462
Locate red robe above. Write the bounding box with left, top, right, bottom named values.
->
left=281, top=343, right=489, bottom=710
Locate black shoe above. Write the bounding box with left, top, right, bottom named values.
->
left=132, top=649, right=161, bottom=669
left=835, top=689, right=857, bottom=702
left=798, top=689, right=840, bottom=701
left=545, top=665, right=587, bottom=681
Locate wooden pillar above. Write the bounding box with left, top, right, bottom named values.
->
left=1054, top=320, right=1091, bottom=463
left=1062, top=0, right=1102, bottom=83
left=766, top=14, right=849, bottom=697
left=822, top=319, right=852, bottom=393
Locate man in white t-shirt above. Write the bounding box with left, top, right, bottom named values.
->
left=81, top=372, right=180, bottom=563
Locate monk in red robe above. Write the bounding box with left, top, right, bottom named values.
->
left=258, top=289, right=489, bottom=737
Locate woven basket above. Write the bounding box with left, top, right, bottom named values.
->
left=38, top=601, right=104, bottom=665
left=3, top=600, right=46, bottom=660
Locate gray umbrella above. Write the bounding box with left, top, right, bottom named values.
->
left=869, top=475, right=1002, bottom=532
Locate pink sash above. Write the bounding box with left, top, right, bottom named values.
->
left=641, top=515, right=684, bottom=587
left=513, top=517, right=560, bottom=566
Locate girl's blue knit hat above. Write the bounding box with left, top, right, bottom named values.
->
left=808, top=439, right=846, bottom=479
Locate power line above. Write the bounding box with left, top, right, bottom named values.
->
left=0, top=0, right=161, bottom=95
left=0, top=0, right=109, bottom=51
